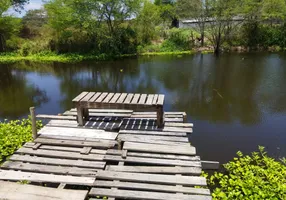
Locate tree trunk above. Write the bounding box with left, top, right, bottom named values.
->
left=0, top=34, right=5, bottom=52
left=201, top=22, right=205, bottom=47
left=214, top=32, right=221, bottom=56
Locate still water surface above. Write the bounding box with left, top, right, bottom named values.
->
left=0, top=52, right=285, bottom=163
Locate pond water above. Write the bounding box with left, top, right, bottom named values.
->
left=0, top=52, right=285, bottom=164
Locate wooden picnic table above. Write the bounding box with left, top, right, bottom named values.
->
left=72, top=92, right=165, bottom=127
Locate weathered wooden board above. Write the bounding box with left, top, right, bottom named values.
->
left=90, top=188, right=212, bottom=200
left=119, top=129, right=187, bottom=136
left=70, top=108, right=133, bottom=113
left=34, top=138, right=116, bottom=148
left=117, top=137, right=191, bottom=146
left=72, top=91, right=88, bottom=102
left=106, top=166, right=201, bottom=175
left=1, top=161, right=98, bottom=176
left=38, top=126, right=118, bottom=140
left=104, top=155, right=201, bottom=167
left=0, top=181, right=88, bottom=200
left=96, top=171, right=206, bottom=186
left=16, top=147, right=105, bottom=161
left=165, top=122, right=194, bottom=128
left=0, top=170, right=95, bottom=185
left=46, top=120, right=122, bottom=129
left=118, top=134, right=189, bottom=142
left=36, top=115, right=76, bottom=120
left=9, top=154, right=105, bottom=169
left=123, top=142, right=196, bottom=155
left=93, top=180, right=210, bottom=195
left=107, top=150, right=200, bottom=161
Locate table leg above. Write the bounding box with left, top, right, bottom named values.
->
left=76, top=106, right=84, bottom=126
left=157, top=106, right=164, bottom=128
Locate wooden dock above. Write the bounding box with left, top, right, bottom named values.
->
left=0, top=108, right=215, bottom=200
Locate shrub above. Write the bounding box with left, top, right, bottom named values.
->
left=205, top=146, right=286, bottom=200
left=0, top=118, right=42, bottom=163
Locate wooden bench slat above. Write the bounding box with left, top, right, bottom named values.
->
left=152, top=94, right=158, bottom=105
left=109, top=93, right=121, bottom=103
left=123, top=94, right=134, bottom=104
left=0, top=170, right=95, bottom=186
left=72, top=91, right=88, bottom=102
left=90, top=188, right=211, bottom=200
left=9, top=154, right=105, bottom=169
left=89, top=92, right=102, bottom=102
left=96, top=171, right=207, bottom=186
left=138, top=94, right=147, bottom=104
left=116, top=93, right=127, bottom=103
left=95, top=92, right=108, bottom=103
left=102, top=93, right=115, bottom=103
left=131, top=94, right=141, bottom=104
left=146, top=94, right=154, bottom=105
left=157, top=94, right=164, bottom=105
left=81, top=92, right=95, bottom=102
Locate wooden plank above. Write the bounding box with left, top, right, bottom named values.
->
left=123, top=94, right=134, bottom=104
left=163, top=127, right=193, bottom=133
left=131, top=94, right=140, bottom=104
left=0, top=170, right=95, bottom=185
left=102, top=93, right=115, bottom=103
left=70, top=108, right=133, bottom=113
left=201, top=161, right=220, bottom=170
left=72, top=92, right=88, bottom=102
left=94, top=180, right=210, bottom=195
left=138, top=94, right=147, bottom=104
left=38, top=126, right=118, bottom=140
left=89, top=92, right=102, bottom=102
left=106, top=166, right=201, bottom=175
left=9, top=154, right=105, bottom=169
left=36, top=115, right=76, bottom=120
left=152, top=94, right=158, bottom=105
left=24, top=143, right=107, bottom=155
left=119, top=130, right=187, bottom=136
left=80, top=92, right=95, bottom=102
left=0, top=181, right=88, bottom=200
left=157, top=94, right=164, bottom=105
left=81, top=147, right=92, bottom=155
left=118, top=134, right=189, bottom=142
left=123, top=142, right=196, bottom=155
left=1, top=161, right=98, bottom=177
left=90, top=188, right=211, bottom=200
left=145, top=94, right=154, bottom=105
left=118, top=137, right=190, bottom=146
left=16, top=147, right=105, bottom=161
left=32, top=143, right=41, bottom=150
left=96, top=171, right=206, bottom=186
left=116, top=93, right=127, bottom=103
left=35, top=138, right=116, bottom=148
left=165, top=122, right=194, bottom=128
left=109, top=93, right=121, bottom=103
left=104, top=155, right=201, bottom=167
left=107, top=150, right=200, bottom=161
left=95, top=92, right=108, bottom=103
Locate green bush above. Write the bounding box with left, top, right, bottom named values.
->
left=0, top=118, right=42, bottom=163
left=205, top=147, right=286, bottom=200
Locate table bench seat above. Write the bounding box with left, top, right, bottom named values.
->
left=73, top=92, right=165, bottom=127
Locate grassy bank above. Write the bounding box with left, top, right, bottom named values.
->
left=0, top=50, right=206, bottom=64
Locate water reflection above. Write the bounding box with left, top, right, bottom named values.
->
left=0, top=53, right=285, bottom=163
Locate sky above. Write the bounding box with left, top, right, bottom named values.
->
left=8, top=0, right=43, bottom=17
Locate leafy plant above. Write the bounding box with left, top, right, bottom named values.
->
left=0, top=118, right=42, bottom=163
left=205, top=147, right=286, bottom=200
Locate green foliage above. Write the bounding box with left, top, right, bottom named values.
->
left=0, top=118, right=43, bottom=163
left=207, top=147, right=286, bottom=200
